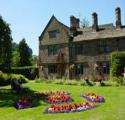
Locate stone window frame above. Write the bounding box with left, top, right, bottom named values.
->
left=75, top=44, right=84, bottom=55
left=48, top=64, right=57, bottom=73
left=48, top=45, right=59, bottom=55
left=48, top=29, right=60, bottom=39
left=98, top=40, right=110, bottom=53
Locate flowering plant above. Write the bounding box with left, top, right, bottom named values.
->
left=81, top=93, right=105, bottom=102
left=44, top=101, right=97, bottom=114
left=13, top=96, right=34, bottom=109
left=43, top=91, right=73, bottom=104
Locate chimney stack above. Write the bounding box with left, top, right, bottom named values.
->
left=92, top=12, right=98, bottom=32
left=70, top=16, right=80, bottom=29
left=115, top=7, right=122, bottom=28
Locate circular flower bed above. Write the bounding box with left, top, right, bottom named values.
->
left=81, top=93, right=105, bottom=102
left=13, top=96, right=35, bottom=110
left=13, top=91, right=105, bottom=113
left=44, top=102, right=97, bottom=114
left=43, top=91, right=73, bottom=104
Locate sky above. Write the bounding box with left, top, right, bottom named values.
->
left=0, top=0, right=125, bottom=55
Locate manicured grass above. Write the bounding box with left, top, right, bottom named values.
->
left=0, top=82, right=125, bottom=120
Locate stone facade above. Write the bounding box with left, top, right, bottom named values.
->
left=39, top=16, right=70, bottom=79
left=39, top=7, right=125, bottom=79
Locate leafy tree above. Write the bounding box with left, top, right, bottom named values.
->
left=31, top=55, right=38, bottom=66
left=18, top=38, right=32, bottom=66
left=12, top=42, right=19, bottom=51
left=11, top=42, right=20, bottom=67
left=0, top=16, right=12, bottom=69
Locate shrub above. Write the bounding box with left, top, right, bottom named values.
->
left=0, top=71, right=28, bottom=86
left=110, top=76, right=124, bottom=86
left=35, top=78, right=49, bottom=83
left=0, top=71, right=10, bottom=86
left=64, top=80, right=79, bottom=85
left=110, top=51, right=125, bottom=77
left=53, top=79, right=64, bottom=85
left=35, top=78, right=43, bottom=83
left=79, top=81, right=86, bottom=86
left=11, top=66, right=38, bottom=80
left=104, top=80, right=118, bottom=87
left=11, top=74, right=29, bottom=83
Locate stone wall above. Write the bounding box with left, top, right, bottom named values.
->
left=40, top=19, right=69, bottom=45
left=39, top=44, right=69, bottom=64
left=39, top=15, right=125, bottom=79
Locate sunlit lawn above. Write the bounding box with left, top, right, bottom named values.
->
left=0, top=82, right=125, bottom=120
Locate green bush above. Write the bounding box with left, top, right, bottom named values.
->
left=35, top=78, right=43, bottom=83
left=11, top=74, right=29, bottom=83
left=78, top=80, right=88, bottom=86
left=35, top=78, right=47, bottom=83
left=0, top=71, right=28, bottom=86
left=53, top=79, right=64, bottom=85
left=110, top=51, right=125, bottom=77
left=104, top=80, right=118, bottom=86
left=64, top=80, right=79, bottom=85
left=11, top=66, right=38, bottom=80
left=0, top=71, right=10, bottom=86
left=110, top=76, right=124, bottom=86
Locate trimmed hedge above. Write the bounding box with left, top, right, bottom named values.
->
left=110, top=51, right=125, bottom=77
left=11, top=66, right=38, bottom=80
left=110, top=51, right=125, bottom=86
left=0, top=71, right=28, bottom=86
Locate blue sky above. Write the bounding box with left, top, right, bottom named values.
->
left=0, top=0, right=125, bottom=55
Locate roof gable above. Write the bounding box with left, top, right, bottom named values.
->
left=39, top=15, right=69, bottom=41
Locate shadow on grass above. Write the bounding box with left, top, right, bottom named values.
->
left=0, top=87, right=45, bottom=108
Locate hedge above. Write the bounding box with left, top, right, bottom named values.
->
left=11, top=66, right=38, bottom=80
left=110, top=51, right=125, bottom=77
left=0, top=71, right=28, bottom=86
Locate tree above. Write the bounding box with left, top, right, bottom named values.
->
left=11, top=42, right=20, bottom=67
left=80, top=17, right=89, bottom=28
left=18, top=38, right=32, bottom=66
left=12, top=42, right=19, bottom=51
left=0, top=16, right=12, bottom=69
left=31, top=55, right=38, bottom=66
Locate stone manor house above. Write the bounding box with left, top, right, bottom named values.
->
left=38, top=7, right=125, bottom=79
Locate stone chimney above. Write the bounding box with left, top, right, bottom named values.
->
left=115, top=7, right=122, bottom=28
left=92, top=12, right=98, bottom=32
left=70, top=16, right=80, bottom=29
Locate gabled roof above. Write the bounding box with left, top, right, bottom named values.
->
left=74, top=24, right=125, bottom=42
left=39, top=15, right=69, bottom=41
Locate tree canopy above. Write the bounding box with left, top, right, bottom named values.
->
left=18, top=38, right=32, bottom=66
left=0, top=16, right=12, bottom=69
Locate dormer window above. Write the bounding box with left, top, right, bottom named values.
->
left=48, top=29, right=59, bottom=38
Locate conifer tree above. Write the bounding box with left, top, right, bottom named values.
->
left=0, top=16, right=12, bottom=69
left=18, top=38, right=32, bottom=66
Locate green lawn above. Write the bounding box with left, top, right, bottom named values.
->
left=0, top=82, right=125, bottom=120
